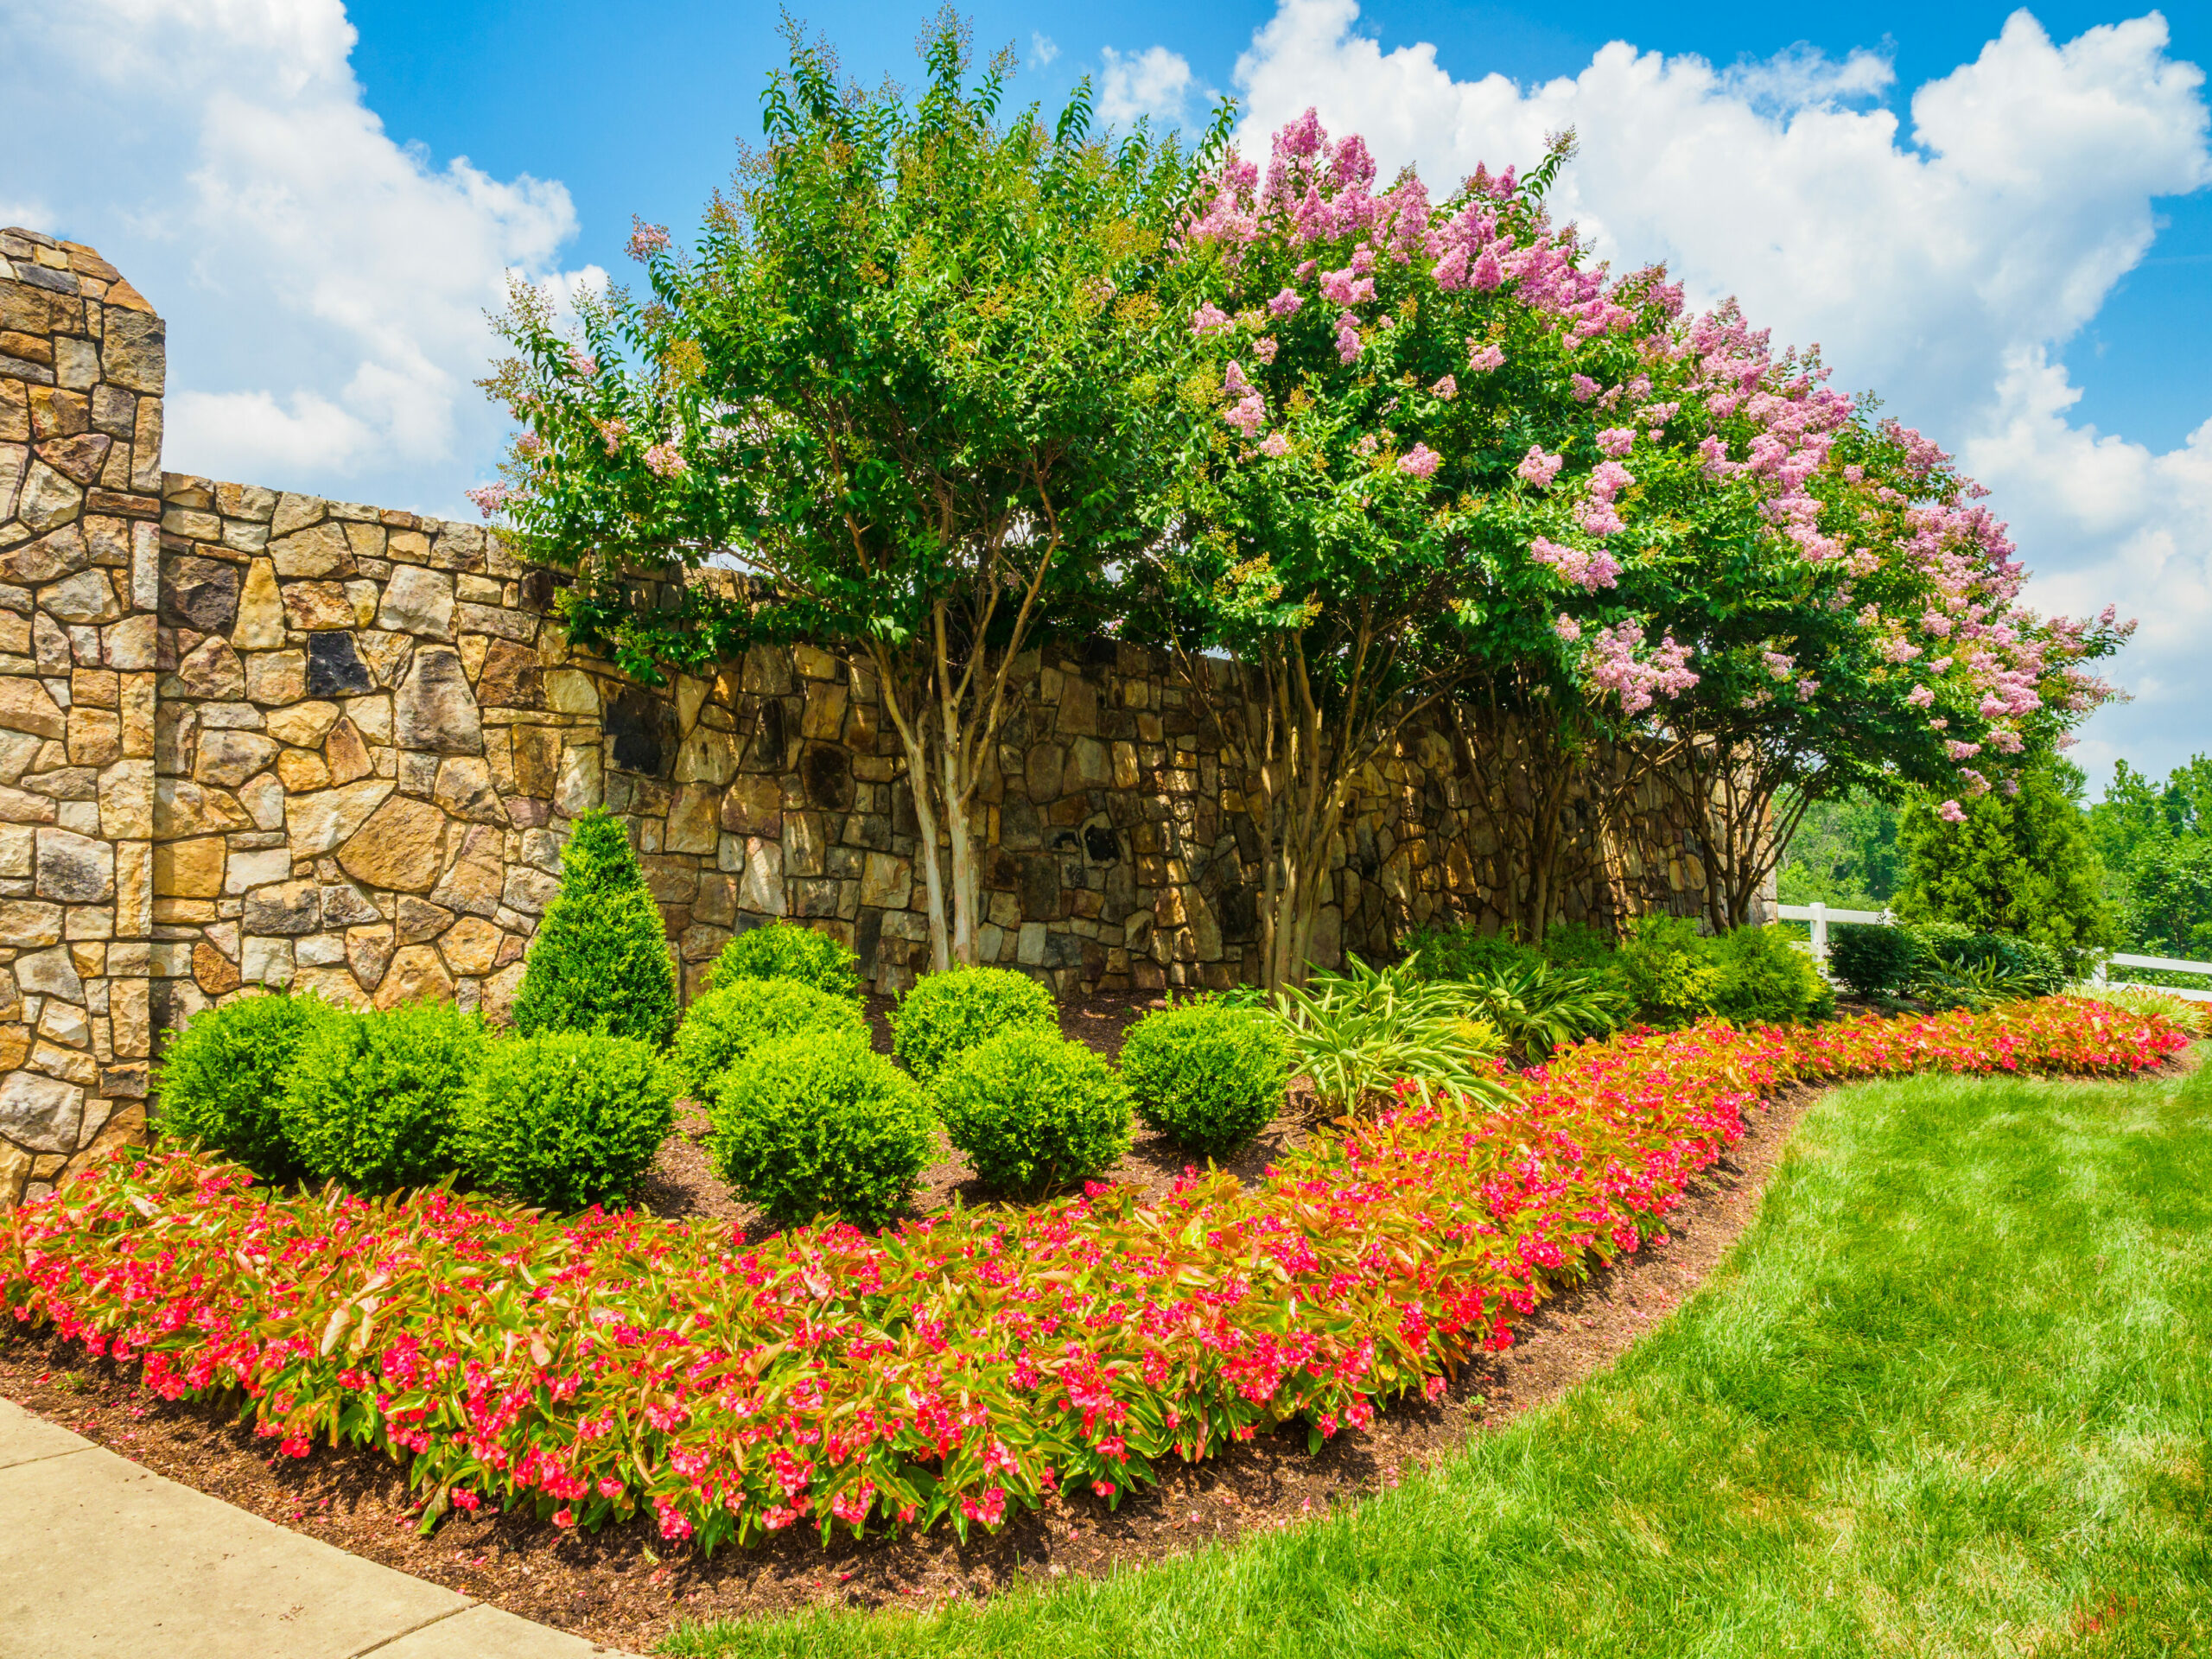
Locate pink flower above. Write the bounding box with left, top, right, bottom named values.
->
left=1470, top=250, right=1504, bottom=290
left=1936, top=799, right=1967, bottom=823
left=1516, top=446, right=1564, bottom=488
left=1259, top=431, right=1290, bottom=458
left=1335, top=319, right=1363, bottom=364
left=1224, top=362, right=1254, bottom=398
left=464, top=484, right=510, bottom=520
left=644, top=442, right=686, bottom=478
left=1906, top=683, right=1936, bottom=709
left=1597, top=427, right=1635, bottom=457
left=1255, top=336, right=1280, bottom=365
left=1569, top=374, right=1600, bottom=403
left=1225, top=394, right=1266, bottom=437
left=1574, top=500, right=1625, bottom=537
left=1398, top=444, right=1441, bottom=480
left=1268, top=288, right=1304, bottom=318
left=1191, top=302, right=1232, bottom=336
left=565, top=346, right=598, bottom=379
left=1553, top=613, right=1581, bottom=643
left=1796, top=677, right=1819, bottom=702
left=1531, top=537, right=1621, bottom=592
left=1430, top=374, right=1458, bottom=401
left=626, top=221, right=671, bottom=262
left=1465, top=343, right=1505, bottom=373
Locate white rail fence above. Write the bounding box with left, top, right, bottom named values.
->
left=1774, top=902, right=2212, bottom=1004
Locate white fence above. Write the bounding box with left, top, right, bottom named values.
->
left=1774, top=902, right=2212, bottom=1004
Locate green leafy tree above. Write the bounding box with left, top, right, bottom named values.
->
left=1896, top=756, right=2115, bottom=961
left=1776, top=791, right=1904, bottom=910
left=512, top=810, right=679, bottom=1046
left=2119, top=836, right=2212, bottom=958
left=485, top=19, right=1215, bottom=972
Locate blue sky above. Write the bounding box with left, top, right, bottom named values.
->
left=3, top=0, right=2209, bottom=781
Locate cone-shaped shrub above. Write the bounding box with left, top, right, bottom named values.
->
left=512, top=810, right=677, bottom=1046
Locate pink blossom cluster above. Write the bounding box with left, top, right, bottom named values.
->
left=1530, top=536, right=1621, bottom=592
left=1586, top=620, right=1699, bottom=715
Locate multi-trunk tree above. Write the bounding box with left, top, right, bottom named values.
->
left=482, top=21, right=1213, bottom=970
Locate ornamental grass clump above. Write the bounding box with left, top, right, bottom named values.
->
left=6, top=997, right=2182, bottom=1554
left=890, top=967, right=1058, bottom=1085
left=155, top=991, right=336, bottom=1181
left=1118, top=1002, right=1290, bottom=1156
left=707, top=1030, right=934, bottom=1229
left=278, top=1000, right=486, bottom=1193
left=932, top=1028, right=1133, bottom=1198
left=1273, top=954, right=1509, bottom=1111
left=670, top=978, right=865, bottom=1099
left=705, top=921, right=861, bottom=1001
left=457, top=1032, right=677, bottom=1212
left=512, top=810, right=678, bottom=1047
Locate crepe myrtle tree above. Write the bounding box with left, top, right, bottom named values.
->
left=1604, top=321, right=2136, bottom=931
left=1151, top=117, right=1758, bottom=985
left=480, top=16, right=1222, bottom=970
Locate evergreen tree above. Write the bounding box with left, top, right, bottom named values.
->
left=1896, top=757, right=2115, bottom=962
left=512, top=810, right=678, bottom=1046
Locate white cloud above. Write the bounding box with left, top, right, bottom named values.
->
left=0, top=0, right=592, bottom=515
left=1032, top=31, right=1059, bottom=68
left=1100, top=44, right=1199, bottom=128
left=1225, top=0, right=2212, bottom=774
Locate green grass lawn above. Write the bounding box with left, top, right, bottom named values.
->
left=669, top=1055, right=2212, bottom=1659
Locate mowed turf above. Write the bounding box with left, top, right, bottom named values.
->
left=671, top=1055, right=2212, bottom=1659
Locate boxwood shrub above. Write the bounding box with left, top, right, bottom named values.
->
left=889, top=966, right=1058, bottom=1084
left=155, top=991, right=335, bottom=1180
left=932, top=1027, right=1132, bottom=1198
left=705, top=920, right=861, bottom=1001
left=671, top=977, right=866, bottom=1099
left=458, top=1031, right=677, bottom=1212
left=1827, top=922, right=1917, bottom=999
left=1709, top=924, right=1830, bottom=1026
left=707, top=1030, right=934, bottom=1229
left=1117, top=1002, right=1289, bottom=1156
left=280, top=1000, right=486, bottom=1193
left=512, top=810, right=678, bottom=1047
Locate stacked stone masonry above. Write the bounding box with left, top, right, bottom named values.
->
left=1, top=233, right=1739, bottom=1208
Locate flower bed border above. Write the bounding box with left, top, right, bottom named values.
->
left=2, top=998, right=2186, bottom=1554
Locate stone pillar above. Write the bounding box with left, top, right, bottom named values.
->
left=0, top=230, right=162, bottom=1206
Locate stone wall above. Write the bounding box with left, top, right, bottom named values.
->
left=0, top=231, right=163, bottom=1205
left=1, top=232, right=1742, bottom=1209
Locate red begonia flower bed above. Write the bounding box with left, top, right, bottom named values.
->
left=2, top=997, right=2185, bottom=1553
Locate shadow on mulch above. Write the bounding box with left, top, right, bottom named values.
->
left=0, top=1066, right=1828, bottom=1654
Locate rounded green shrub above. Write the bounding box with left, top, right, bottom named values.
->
left=889, top=966, right=1058, bottom=1084
left=932, top=1028, right=1131, bottom=1198
left=1400, top=923, right=1541, bottom=983
left=279, top=1001, right=486, bottom=1192
left=1617, top=914, right=1721, bottom=1027
left=512, top=810, right=678, bottom=1047
left=670, top=978, right=865, bottom=1098
left=1117, top=1002, right=1289, bottom=1156
left=705, top=921, right=861, bottom=1001
left=1709, top=925, right=1829, bottom=1027
left=1827, top=922, right=1917, bottom=999
left=155, top=991, right=336, bottom=1180
left=707, top=1031, right=935, bottom=1229
left=457, top=1031, right=677, bottom=1211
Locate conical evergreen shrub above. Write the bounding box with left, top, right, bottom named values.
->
left=512, top=810, right=678, bottom=1046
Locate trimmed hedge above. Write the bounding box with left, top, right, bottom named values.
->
left=890, top=966, right=1058, bottom=1084
left=279, top=1000, right=487, bottom=1193
left=1118, top=1002, right=1290, bottom=1155
left=705, top=921, right=861, bottom=1001
left=458, top=1032, right=676, bottom=1211
left=670, top=978, right=864, bottom=1099
left=932, top=1028, right=1133, bottom=1197
left=155, top=992, right=335, bottom=1181
left=707, top=1030, right=934, bottom=1229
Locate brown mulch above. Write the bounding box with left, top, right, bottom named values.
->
left=0, top=1039, right=1825, bottom=1655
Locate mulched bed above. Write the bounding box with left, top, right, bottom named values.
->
left=0, top=1001, right=1827, bottom=1653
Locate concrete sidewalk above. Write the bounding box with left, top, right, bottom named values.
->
left=0, top=1399, right=641, bottom=1659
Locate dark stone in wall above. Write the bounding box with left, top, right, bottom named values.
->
left=801, top=741, right=853, bottom=810
left=305, top=631, right=372, bottom=697
left=160, top=555, right=238, bottom=635
left=1020, top=854, right=1060, bottom=922
left=1082, top=822, right=1119, bottom=863
left=605, top=687, right=671, bottom=776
